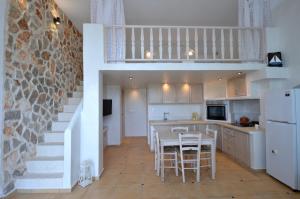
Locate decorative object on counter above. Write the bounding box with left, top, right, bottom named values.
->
left=267, top=52, right=282, bottom=67
left=240, top=116, right=250, bottom=127
left=192, top=112, right=199, bottom=121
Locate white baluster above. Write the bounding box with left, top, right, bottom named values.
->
left=159, top=28, right=162, bottom=59
left=186, top=28, right=189, bottom=59
left=238, top=29, right=242, bottom=60
left=150, top=28, right=153, bottom=59
left=131, top=27, right=135, bottom=59
left=230, top=29, right=233, bottom=60
left=177, top=28, right=180, bottom=59
left=203, top=28, right=207, bottom=59
left=168, top=28, right=172, bottom=59
left=195, top=28, right=198, bottom=59
left=112, top=26, right=116, bottom=61
left=123, top=26, right=126, bottom=60
left=212, top=28, right=216, bottom=60
left=141, top=28, right=144, bottom=59
left=221, top=29, right=225, bottom=60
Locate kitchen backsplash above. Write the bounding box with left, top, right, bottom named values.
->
left=230, top=100, right=260, bottom=122
left=148, top=104, right=202, bottom=120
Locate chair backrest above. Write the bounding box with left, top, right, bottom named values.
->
left=206, top=126, right=218, bottom=142
left=171, top=126, right=189, bottom=134
left=178, top=133, right=202, bottom=153
left=155, top=131, right=160, bottom=154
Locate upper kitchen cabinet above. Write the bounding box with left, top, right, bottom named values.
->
left=190, top=84, right=204, bottom=103
left=176, top=84, right=191, bottom=103
left=147, top=85, right=163, bottom=104
left=162, top=84, right=176, bottom=103
left=227, top=74, right=247, bottom=97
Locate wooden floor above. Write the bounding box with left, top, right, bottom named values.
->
left=9, top=137, right=300, bottom=199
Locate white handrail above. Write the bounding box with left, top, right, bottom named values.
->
left=63, top=100, right=83, bottom=189
left=104, top=25, right=264, bottom=63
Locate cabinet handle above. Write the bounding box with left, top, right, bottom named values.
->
left=271, top=149, right=278, bottom=154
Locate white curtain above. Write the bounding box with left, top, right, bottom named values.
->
left=239, top=0, right=271, bottom=61
left=91, top=0, right=125, bottom=62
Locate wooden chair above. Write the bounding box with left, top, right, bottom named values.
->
left=200, top=126, right=217, bottom=176
left=154, top=131, right=178, bottom=178
left=178, top=133, right=202, bottom=183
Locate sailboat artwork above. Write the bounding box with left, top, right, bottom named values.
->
left=268, top=52, right=283, bottom=67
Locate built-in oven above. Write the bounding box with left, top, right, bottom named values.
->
left=206, top=105, right=226, bottom=121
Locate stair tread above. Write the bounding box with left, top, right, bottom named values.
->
left=38, top=142, right=64, bottom=146
left=17, top=173, right=63, bottom=179
left=30, top=156, right=64, bottom=161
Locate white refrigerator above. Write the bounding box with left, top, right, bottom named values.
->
left=265, top=89, right=300, bottom=190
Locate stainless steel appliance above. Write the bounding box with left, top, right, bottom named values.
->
left=206, top=105, right=226, bottom=121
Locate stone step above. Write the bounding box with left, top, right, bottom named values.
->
left=63, top=105, right=77, bottom=113
left=67, top=97, right=81, bottom=105
left=72, top=91, right=83, bottom=98
left=26, top=157, right=64, bottom=173
left=44, top=132, right=64, bottom=143
left=58, top=112, right=73, bottom=122
left=52, top=121, right=68, bottom=132
left=77, top=85, right=83, bottom=92
left=15, top=173, right=63, bottom=190
left=36, top=143, right=64, bottom=157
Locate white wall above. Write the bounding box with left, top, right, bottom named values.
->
left=103, top=85, right=122, bottom=145
left=0, top=0, right=7, bottom=196
left=270, top=0, right=300, bottom=88
left=148, top=104, right=202, bottom=121
left=230, top=100, right=260, bottom=122
left=82, top=24, right=104, bottom=178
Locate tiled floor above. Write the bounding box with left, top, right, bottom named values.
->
left=9, top=137, right=300, bottom=199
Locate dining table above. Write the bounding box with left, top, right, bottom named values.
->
left=157, top=128, right=216, bottom=182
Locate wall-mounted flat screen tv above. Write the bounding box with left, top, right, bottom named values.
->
left=103, top=99, right=112, bottom=116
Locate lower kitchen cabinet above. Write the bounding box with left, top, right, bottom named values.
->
left=222, top=127, right=251, bottom=167
left=207, top=124, right=222, bottom=150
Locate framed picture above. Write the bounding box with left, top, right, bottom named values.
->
left=268, top=52, right=282, bottom=67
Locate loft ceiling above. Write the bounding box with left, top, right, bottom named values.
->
left=55, top=0, right=238, bottom=33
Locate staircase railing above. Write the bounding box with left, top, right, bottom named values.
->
left=63, top=100, right=83, bottom=189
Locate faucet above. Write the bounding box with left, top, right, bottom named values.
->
left=163, top=112, right=170, bottom=121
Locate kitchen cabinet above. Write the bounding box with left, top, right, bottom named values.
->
left=162, top=84, right=176, bottom=103
left=147, top=83, right=203, bottom=104
left=222, top=127, right=250, bottom=167
left=190, top=84, right=204, bottom=103
left=176, top=84, right=190, bottom=103
left=227, top=74, right=247, bottom=97
left=207, top=124, right=222, bottom=150
left=148, top=85, right=163, bottom=104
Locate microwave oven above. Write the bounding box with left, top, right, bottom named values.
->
left=206, top=105, right=226, bottom=121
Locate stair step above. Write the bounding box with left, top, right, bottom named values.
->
left=63, top=105, right=77, bottom=113
left=52, top=121, right=69, bottom=132
left=77, top=85, right=83, bottom=92
left=58, top=112, right=73, bottom=122
left=26, top=157, right=64, bottom=173
left=44, top=132, right=64, bottom=143
left=68, top=97, right=81, bottom=105
left=73, top=91, right=83, bottom=98
left=15, top=173, right=63, bottom=190
left=36, top=143, right=64, bottom=157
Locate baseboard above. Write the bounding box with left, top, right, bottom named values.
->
left=1, top=187, right=16, bottom=199
left=93, top=168, right=104, bottom=181
left=16, top=188, right=72, bottom=194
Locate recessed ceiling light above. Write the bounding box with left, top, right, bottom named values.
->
left=237, top=72, right=243, bottom=75
left=218, top=77, right=222, bottom=81
left=129, top=76, right=134, bottom=80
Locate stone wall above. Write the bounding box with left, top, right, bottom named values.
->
left=2, top=0, right=83, bottom=194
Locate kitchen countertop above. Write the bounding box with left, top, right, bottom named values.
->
left=149, top=120, right=264, bottom=134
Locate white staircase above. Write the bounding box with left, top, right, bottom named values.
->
left=16, top=82, right=83, bottom=191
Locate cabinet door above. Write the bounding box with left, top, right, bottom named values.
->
left=234, top=131, right=250, bottom=166
left=222, top=128, right=236, bottom=157
left=190, top=84, right=203, bottom=103
left=148, top=85, right=163, bottom=104
left=208, top=124, right=222, bottom=150
left=163, top=84, right=176, bottom=103
left=176, top=84, right=190, bottom=103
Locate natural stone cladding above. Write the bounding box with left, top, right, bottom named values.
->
left=2, top=0, right=83, bottom=194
